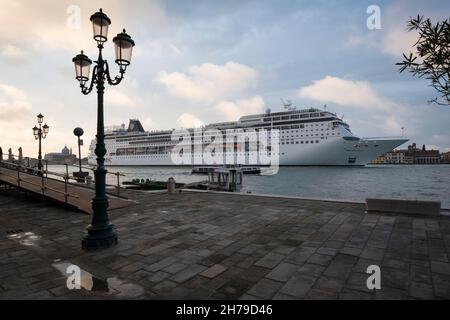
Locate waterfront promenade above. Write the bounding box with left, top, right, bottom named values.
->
left=0, top=189, right=449, bottom=299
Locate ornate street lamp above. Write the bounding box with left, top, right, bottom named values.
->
left=72, top=8, right=135, bottom=251
left=32, top=114, right=49, bottom=173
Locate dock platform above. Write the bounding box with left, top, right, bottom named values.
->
left=0, top=189, right=449, bottom=299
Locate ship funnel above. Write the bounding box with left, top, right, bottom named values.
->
left=127, top=119, right=145, bottom=132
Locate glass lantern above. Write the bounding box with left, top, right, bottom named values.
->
left=72, top=51, right=92, bottom=85
left=42, top=124, right=49, bottom=136
left=90, top=8, right=111, bottom=43
left=113, top=29, right=135, bottom=68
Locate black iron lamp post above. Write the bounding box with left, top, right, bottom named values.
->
left=73, top=127, right=89, bottom=183
left=32, top=114, right=50, bottom=173
left=72, top=8, right=135, bottom=251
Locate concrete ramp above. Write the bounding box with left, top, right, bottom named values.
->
left=0, top=165, right=136, bottom=214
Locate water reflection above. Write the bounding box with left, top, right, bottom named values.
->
left=52, top=262, right=109, bottom=292
left=52, top=262, right=144, bottom=297
left=7, top=231, right=40, bottom=246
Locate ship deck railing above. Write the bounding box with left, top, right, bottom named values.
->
left=360, top=136, right=407, bottom=140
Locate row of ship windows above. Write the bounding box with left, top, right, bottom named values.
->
left=262, top=112, right=326, bottom=122
left=111, top=124, right=334, bottom=142
left=112, top=155, right=169, bottom=158
left=114, top=134, right=339, bottom=149
left=108, top=131, right=339, bottom=147
left=114, top=148, right=268, bottom=156
left=282, top=140, right=320, bottom=145
left=111, top=141, right=314, bottom=157
left=109, top=153, right=289, bottom=158
left=108, top=138, right=332, bottom=151
left=280, top=128, right=336, bottom=137
left=113, top=140, right=379, bottom=151
left=282, top=132, right=339, bottom=139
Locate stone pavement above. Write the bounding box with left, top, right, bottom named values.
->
left=0, top=188, right=449, bottom=300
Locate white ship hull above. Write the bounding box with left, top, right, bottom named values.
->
left=88, top=108, right=408, bottom=167
left=89, top=137, right=408, bottom=166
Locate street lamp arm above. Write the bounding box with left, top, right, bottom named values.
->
left=81, top=65, right=98, bottom=95
left=104, top=60, right=125, bottom=86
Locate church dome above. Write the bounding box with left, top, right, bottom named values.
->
left=61, top=145, right=70, bottom=155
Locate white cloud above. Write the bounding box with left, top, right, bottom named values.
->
left=134, top=40, right=184, bottom=58
left=0, top=85, right=92, bottom=158
left=426, top=145, right=441, bottom=151
left=215, top=96, right=265, bottom=121
left=105, top=89, right=139, bottom=108
left=0, top=84, right=32, bottom=121
left=0, top=1, right=167, bottom=55
left=381, top=28, right=419, bottom=57
left=431, top=134, right=449, bottom=145
left=1, top=44, right=28, bottom=61
left=380, top=116, right=404, bottom=136
left=345, top=114, right=409, bottom=139
left=140, top=117, right=154, bottom=131
left=298, top=76, right=396, bottom=110
left=0, top=84, right=34, bottom=154
left=344, top=33, right=377, bottom=50
left=344, top=30, right=418, bottom=57
left=155, top=62, right=258, bottom=103
left=430, top=134, right=450, bottom=152
left=176, top=113, right=204, bottom=128
left=344, top=1, right=442, bottom=58
left=105, top=78, right=143, bottom=109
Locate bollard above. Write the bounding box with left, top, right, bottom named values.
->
left=86, top=175, right=93, bottom=187
left=167, top=177, right=176, bottom=194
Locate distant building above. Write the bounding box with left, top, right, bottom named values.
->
left=44, top=146, right=77, bottom=164
left=410, top=144, right=440, bottom=164
left=371, top=143, right=441, bottom=164
left=371, top=154, right=386, bottom=164
left=440, top=151, right=450, bottom=164
left=385, top=150, right=408, bottom=164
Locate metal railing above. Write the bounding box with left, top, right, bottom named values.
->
left=58, top=162, right=126, bottom=195
left=0, top=160, right=80, bottom=203
left=0, top=156, right=126, bottom=197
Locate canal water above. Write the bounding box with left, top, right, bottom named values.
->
left=49, top=164, right=450, bottom=208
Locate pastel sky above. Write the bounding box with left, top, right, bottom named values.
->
left=0, top=0, right=449, bottom=158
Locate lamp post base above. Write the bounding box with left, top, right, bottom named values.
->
left=82, top=224, right=118, bottom=251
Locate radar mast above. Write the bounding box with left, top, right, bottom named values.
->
left=280, top=98, right=296, bottom=111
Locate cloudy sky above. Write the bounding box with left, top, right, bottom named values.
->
left=0, top=0, right=449, bottom=158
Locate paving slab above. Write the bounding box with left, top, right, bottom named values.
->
left=200, top=264, right=228, bottom=279
left=0, top=189, right=449, bottom=299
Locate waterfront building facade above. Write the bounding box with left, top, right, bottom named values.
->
left=44, top=146, right=77, bottom=164
left=385, top=150, right=409, bottom=164
left=371, top=143, right=442, bottom=164
left=441, top=151, right=450, bottom=164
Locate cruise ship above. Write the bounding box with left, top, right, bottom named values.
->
left=88, top=107, right=408, bottom=166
